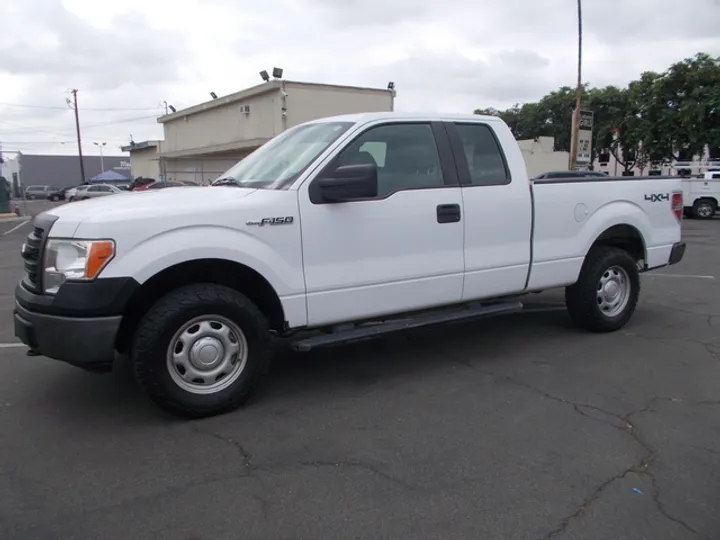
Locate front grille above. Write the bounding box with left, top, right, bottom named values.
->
left=22, top=226, right=45, bottom=290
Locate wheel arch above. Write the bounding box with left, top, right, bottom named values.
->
left=115, top=258, right=285, bottom=354
left=588, top=224, right=646, bottom=265
left=693, top=197, right=718, bottom=208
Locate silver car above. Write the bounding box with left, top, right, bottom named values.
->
left=72, top=184, right=124, bottom=201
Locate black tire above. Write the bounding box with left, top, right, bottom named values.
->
left=565, top=246, right=640, bottom=333
left=692, top=199, right=716, bottom=220
left=131, top=284, right=272, bottom=418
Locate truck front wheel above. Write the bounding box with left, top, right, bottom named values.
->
left=565, top=246, right=640, bottom=333
left=131, top=284, right=272, bottom=418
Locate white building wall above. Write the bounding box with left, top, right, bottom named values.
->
left=164, top=156, right=247, bottom=184
left=518, top=137, right=570, bottom=177
left=284, top=83, right=393, bottom=128
left=129, top=147, right=161, bottom=179
left=162, top=92, right=280, bottom=155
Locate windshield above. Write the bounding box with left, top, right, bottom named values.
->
left=213, top=121, right=354, bottom=189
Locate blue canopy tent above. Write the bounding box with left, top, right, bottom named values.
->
left=89, top=170, right=129, bottom=183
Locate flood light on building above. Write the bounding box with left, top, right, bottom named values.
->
left=210, top=92, right=218, bottom=99
left=260, top=70, right=270, bottom=82
left=272, top=67, right=283, bottom=79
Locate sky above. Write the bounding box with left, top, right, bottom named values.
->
left=1, top=0, right=719, bottom=157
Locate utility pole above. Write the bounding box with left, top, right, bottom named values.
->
left=69, top=89, right=86, bottom=184
left=568, top=0, right=583, bottom=171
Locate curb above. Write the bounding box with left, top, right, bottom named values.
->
left=0, top=214, right=28, bottom=223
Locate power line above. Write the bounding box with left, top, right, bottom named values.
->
left=82, top=114, right=160, bottom=129
left=0, top=101, right=164, bottom=111
left=0, top=141, right=74, bottom=144
left=0, top=119, right=68, bottom=137
left=0, top=114, right=160, bottom=135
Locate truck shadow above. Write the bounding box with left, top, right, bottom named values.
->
left=256, top=305, right=573, bottom=401
left=38, top=303, right=574, bottom=422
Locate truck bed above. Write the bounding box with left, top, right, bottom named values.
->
left=528, top=175, right=683, bottom=291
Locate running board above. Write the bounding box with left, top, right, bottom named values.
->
left=291, top=301, right=523, bottom=352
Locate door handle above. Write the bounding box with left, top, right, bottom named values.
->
left=437, top=203, right=461, bottom=223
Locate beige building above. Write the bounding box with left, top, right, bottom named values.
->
left=123, top=80, right=394, bottom=184
left=120, top=140, right=161, bottom=179
left=518, top=136, right=570, bottom=177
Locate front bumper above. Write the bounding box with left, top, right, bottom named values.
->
left=668, top=241, right=686, bottom=266
left=13, top=276, right=139, bottom=371
left=14, top=302, right=121, bottom=370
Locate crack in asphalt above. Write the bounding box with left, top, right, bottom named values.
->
left=296, top=460, right=417, bottom=491
left=192, top=425, right=417, bottom=491
left=190, top=426, right=254, bottom=468
left=192, top=319, right=719, bottom=540
left=450, top=361, right=714, bottom=540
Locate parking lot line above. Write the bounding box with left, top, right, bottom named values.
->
left=647, top=273, right=715, bottom=280
left=0, top=343, right=25, bottom=349
left=1, top=219, right=30, bottom=236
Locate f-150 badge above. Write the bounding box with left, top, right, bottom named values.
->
left=246, top=217, right=294, bottom=226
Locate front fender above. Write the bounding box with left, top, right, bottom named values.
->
left=100, top=225, right=305, bottom=298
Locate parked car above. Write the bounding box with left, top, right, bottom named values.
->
left=129, top=177, right=157, bottom=191
left=534, top=170, right=609, bottom=179
left=14, top=112, right=686, bottom=418
left=143, top=180, right=196, bottom=190
left=71, top=184, right=125, bottom=200
left=24, top=185, right=64, bottom=201
left=66, top=185, right=91, bottom=202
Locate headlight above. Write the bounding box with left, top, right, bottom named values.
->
left=43, top=239, right=115, bottom=294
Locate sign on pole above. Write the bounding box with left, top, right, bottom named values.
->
left=572, top=109, right=594, bottom=169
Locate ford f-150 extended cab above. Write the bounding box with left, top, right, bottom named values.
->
left=14, top=112, right=686, bottom=418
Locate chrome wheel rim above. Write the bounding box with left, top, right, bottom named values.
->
left=596, top=266, right=631, bottom=318
left=166, top=315, right=248, bottom=395
left=697, top=203, right=713, bottom=218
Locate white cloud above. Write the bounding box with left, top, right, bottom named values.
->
left=0, top=0, right=718, bottom=155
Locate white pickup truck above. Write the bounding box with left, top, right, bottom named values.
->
left=682, top=170, right=719, bottom=219
left=14, top=112, right=686, bottom=418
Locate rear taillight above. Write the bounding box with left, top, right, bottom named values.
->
left=671, top=191, right=683, bottom=221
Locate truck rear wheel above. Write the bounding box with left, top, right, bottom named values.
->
left=565, top=246, right=640, bottom=333
left=131, top=284, right=272, bottom=418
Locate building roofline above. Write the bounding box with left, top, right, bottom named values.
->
left=120, top=140, right=160, bottom=152
left=158, top=82, right=282, bottom=123
left=157, top=80, right=393, bottom=123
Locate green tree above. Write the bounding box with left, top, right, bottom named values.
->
left=474, top=52, right=720, bottom=166
left=631, top=54, right=720, bottom=162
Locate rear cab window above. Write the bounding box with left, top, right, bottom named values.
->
left=447, top=122, right=511, bottom=186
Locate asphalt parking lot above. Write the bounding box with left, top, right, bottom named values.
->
left=0, top=213, right=718, bottom=540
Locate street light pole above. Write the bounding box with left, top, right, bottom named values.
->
left=94, top=141, right=106, bottom=173
left=569, top=0, right=583, bottom=171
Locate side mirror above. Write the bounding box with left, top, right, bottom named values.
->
left=313, top=163, right=378, bottom=203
